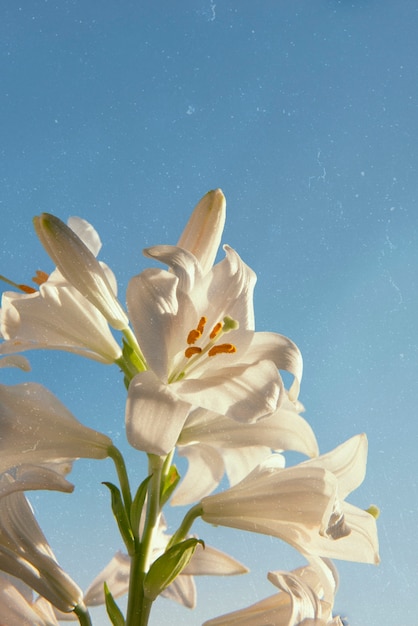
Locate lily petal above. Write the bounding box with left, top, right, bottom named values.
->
left=176, top=189, right=226, bottom=276
left=0, top=491, right=83, bottom=613
left=84, top=552, right=130, bottom=606
left=176, top=360, right=283, bottom=422
left=33, top=213, right=128, bottom=330
left=126, top=371, right=192, bottom=455
left=0, top=270, right=122, bottom=363
left=0, top=382, right=112, bottom=473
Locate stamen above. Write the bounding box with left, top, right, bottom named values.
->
left=185, top=346, right=202, bottom=358
left=208, top=343, right=237, bottom=357
left=18, top=284, right=37, bottom=294
left=0, top=275, right=37, bottom=294
left=32, top=270, right=49, bottom=286
left=197, top=316, right=207, bottom=334
left=187, top=329, right=201, bottom=345
left=210, top=322, right=223, bottom=339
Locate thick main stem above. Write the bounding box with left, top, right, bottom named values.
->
left=125, top=454, right=165, bottom=626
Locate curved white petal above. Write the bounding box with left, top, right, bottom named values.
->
left=176, top=189, right=226, bottom=276
left=204, top=246, right=256, bottom=331
left=161, top=573, right=196, bottom=609
left=33, top=213, right=128, bottom=330
left=303, top=434, right=368, bottom=500
left=0, top=573, right=58, bottom=626
left=126, top=371, right=192, bottom=455
left=203, top=590, right=291, bottom=625
left=0, top=492, right=83, bottom=612
left=127, top=269, right=197, bottom=381
left=179, top=403, right=318, bottom=458
left=171, top=444, right=225, bottom=505
left=309, top=502, right=379, bottom=564
left=0, top=274, right=122, bottom=364
left=182, top=543, right=248, bottom=576
left=176, top=360, right=282, bottom=422
left=84, top=552, right=130, bottom=606
left=0, top=383, right=112, bottom=473
left=0, top=464, right=74, bottom=499
left=223, top=446, right=274, bottom=487
left=67, top=216, right=102, bottom=257
left=144, top=245, right=203, bottom=293
left=244, top=332, right=303, bottom=400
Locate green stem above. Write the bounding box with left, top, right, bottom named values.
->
left=125, top=455, right=165, bottom=626
left=108, top=445, right=132, bottom=511
left=167, top=503, right=203, bottom=550
left=73, top=603, right=93, bottom=626
left=122, top=327, right=147, bottom=371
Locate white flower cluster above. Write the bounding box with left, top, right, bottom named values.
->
left=0, top=190, right=379, bottom=625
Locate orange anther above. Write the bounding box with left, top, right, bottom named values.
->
left=185, top=346, right=202, bottom=358
left=209, top=322, right=223, bottom=339
left=187, top=329, right=201, bottom=345
left=208, top=343, right=237, bottom=357
left=17, top=284, right=37, bottom=294
left=32, top=270, right=49, bottom=286
left=197, top=316, right=207, bottom=334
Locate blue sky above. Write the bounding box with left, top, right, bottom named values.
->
left=1, top=1, right=418, bottom=624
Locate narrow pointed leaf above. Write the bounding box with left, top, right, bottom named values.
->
left=104, top=582, right=126, bottom=626
left=103, top=482, right=134, bottom=553
left=130, top=474, right=153, bottom=536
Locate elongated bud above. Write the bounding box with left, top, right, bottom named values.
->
left=177, top=189, right=226, bottom=275
left=33, top=213, right=129, bottom=330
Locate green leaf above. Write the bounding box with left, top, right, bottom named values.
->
left=130, top=474, right=153, bottom=536
left=104, top=582, right=126, bottom=626
left=160, top=465, right=181, bottom=507
left=103, top=482, right=134, bottom=553
left=144, top=538, right=204, bottom=601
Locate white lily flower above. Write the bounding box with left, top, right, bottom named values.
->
left=295, top=434, right=380, bottom=563
left=0, top=572, right=59, bottom=626
left=0, top=490, right=83, bottom=613
left=84, top=515, right=247, bottom=610
left=203, top=557, right=343, bottom=626
left=0, top=267, right=123, bottom=363
left=200, top=455, right=339, bottom=551
left=172, top=396, right=318, bottom=505
left=0, top=382, right=113, bottom=474
left=126, top=190, right=302, bottom=455
left=200, top=435, right=379, bottom=565
left=33, top=214, right=129, bottom=331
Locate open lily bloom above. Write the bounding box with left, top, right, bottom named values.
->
left=0, top=267, right=123, bottom=364
left=295, top=434, right=380, bottom=563
left=200, top=434, right=379, bottom=565
left=172, top=395, right=319, bottom=505
left=0, top=382, right=113, bottom=474
left=0, top=573, right=59, bottom=626
left=203, top=557, right=343, bottom=626
left=126, top=190, right=303, bottom=455
left=84, top=515, right=248, bottom=610
left=0, top=490, right=83, bottom=613
left=1, top=217, right=123, bottom=364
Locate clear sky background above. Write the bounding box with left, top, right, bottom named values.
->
left=1, top=1, right=418, bottom=625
